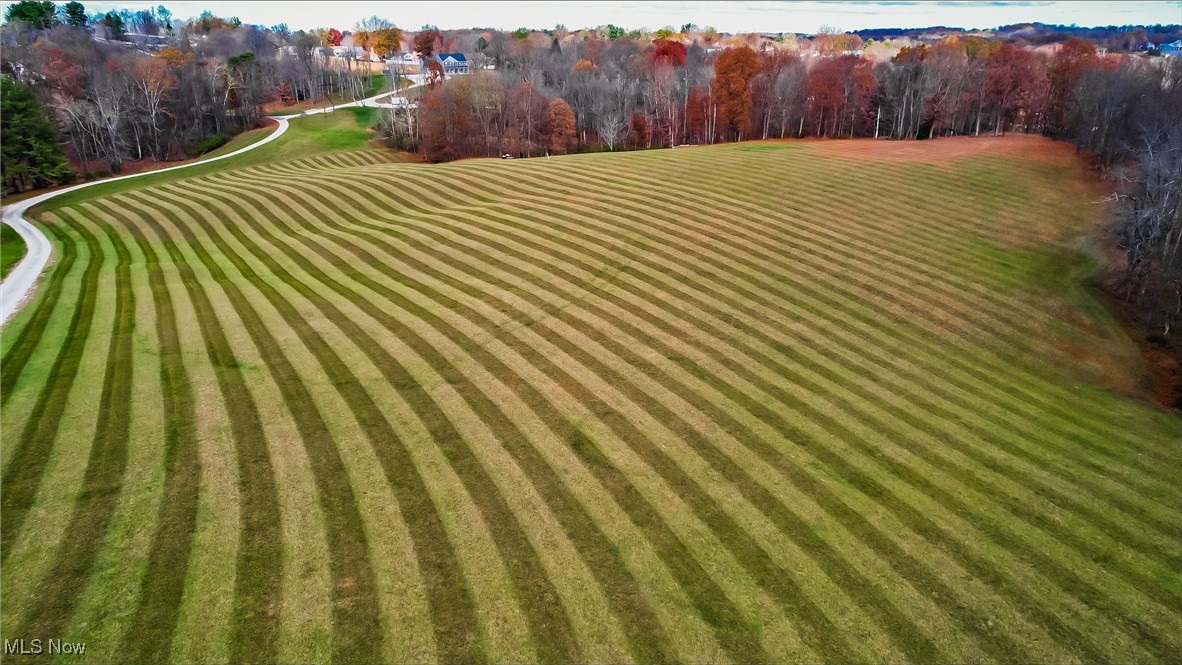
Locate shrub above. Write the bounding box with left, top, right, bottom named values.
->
left=188, top=133, right=229, bottom=157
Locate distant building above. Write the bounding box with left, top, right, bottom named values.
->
left=1162, top=39, right=1182, bottom=57
left=332, top=45, right=359, bottom=58
left=420, top=52, right=469, bottom=75
left=387, top=51, right=417, bottom=64
left=386, top=52, right=421, bottom=77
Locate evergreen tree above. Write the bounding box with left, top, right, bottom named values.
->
left=3, top=0, right=57, bottom=28
left=1, top=76, right=73, bottom=194
left=60, top=0, right=86, bottom=28
left=99, top=10, right=124, bottom=39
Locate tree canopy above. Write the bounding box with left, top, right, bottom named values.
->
left=4, top=0, right=56, bottom=28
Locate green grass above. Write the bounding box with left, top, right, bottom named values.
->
left=2, top=135, right=1180, bottom=664
left=1, top=222, right=27, bottom=278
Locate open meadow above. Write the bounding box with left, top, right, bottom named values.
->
left=1, top=117, right=1180, bottom=664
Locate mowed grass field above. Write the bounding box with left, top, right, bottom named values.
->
left=1, top=128, right=1180, bottom=664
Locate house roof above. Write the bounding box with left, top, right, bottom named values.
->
left=438, top=53, right=467, bottom=62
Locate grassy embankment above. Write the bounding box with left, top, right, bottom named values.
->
left=1, top=223, right=28, bottom=278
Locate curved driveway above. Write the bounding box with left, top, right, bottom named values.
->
left=0, top=91, right=399, bottom=325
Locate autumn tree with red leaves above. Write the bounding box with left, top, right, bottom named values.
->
left=426, top=58, right=445, bottom=87
left=710, top=46, right=760, bottom=141
left=684, top=85, right=710, bottom=144
left=1046, top=37, right=1102, bottom=132
left=415, top=28, right=442, bottom=57
left=627, top=110, right=650, bottom=149
left=808, top=54, right=875, bottom=137
left=652, top=39, right=687, bottom=67
left=985, top=43, right=1049, bottom=134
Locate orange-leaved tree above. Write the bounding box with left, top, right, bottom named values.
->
left=710, top=46, right=760, bottom=141
left=548, top=97, right=576, bottom=153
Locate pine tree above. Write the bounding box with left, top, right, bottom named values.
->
left=61, top=1, right=87, bottom=28
left=1, top=76, right=73, bottom=194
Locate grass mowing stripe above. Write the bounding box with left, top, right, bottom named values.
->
left=123, top=192, right=493, bottom=665
left=574, top=152, right=1172, bottom=460
left=124, top=191, right=385, bottom=665
left=446, top=165, right=1177, bottom=510
left=7, top=137, right=1175, bottom=662
left=177, top=179, right=647, bottom=661
left=193, top=183, right=678, bottom=664
left=409, top=182, right=1179, bottom=644
left=302, top=177, right=1087, bottom=661
left=328, top=199, right=1053, bottom=661
left=108, top=198, right=490, bottom=665
left=1, top=224, right=77, bottom=405
left=290, top=157, right=1177, bottom=540
left=242, top=176, right=961, bottom=660
left=0, top=220, right=102, bottom=565
left=698, top=150, right=1074, bottom=297
left=217, top=174, right=846, bottom=661
left=309, top=174, right=1139, bottom=656
left=116, top=193, right=319, bottom=664
left=548, top=173, right=1182, bottom=562
left=531, top=153, right=1139, bottom=439
left=216, top=176, right=958, bottom=662
left=531, top=158, right=1101, bottom=415
left=161, top=184, right=581, bottom=664
left=186, top=176, right=769, bottom=664
left=300, top=163, right=1177, bottom=519
left=10, top=217, right=134, bottom=661
left=446, top=176, right=1182, bottom=593
left=124, top=194, right=284, bottom=664
left=382, top=164, right=1177, bottom=512
left=295, top=163, right=1172, bottom=531
left=81, top=200, right=201, bottom=664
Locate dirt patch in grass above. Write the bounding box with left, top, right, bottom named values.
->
left=819, top=134, right=1069, bottom=163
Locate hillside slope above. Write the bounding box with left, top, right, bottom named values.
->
left=2, top=136, right=1179, bottom=664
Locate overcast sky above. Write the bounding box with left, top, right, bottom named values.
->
left=71, top=1, right=1182, bottom=33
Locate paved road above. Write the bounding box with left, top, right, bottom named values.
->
left=0, top=90, right=401, bottom=326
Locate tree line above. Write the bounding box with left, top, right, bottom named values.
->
left=406, top=32, right=1175, bottom=157
left=1, top=0, right=372, bottom=191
